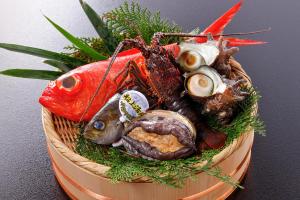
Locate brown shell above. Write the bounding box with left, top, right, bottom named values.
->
left=121, top=110, right=197, bottom=160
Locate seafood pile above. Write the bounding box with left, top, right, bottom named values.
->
left=81, top=34, right=249, bottom=161
left=36, top=1, right=267, bottom=161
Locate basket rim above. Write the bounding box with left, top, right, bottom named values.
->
left=41, top=58, right=255, bottom=181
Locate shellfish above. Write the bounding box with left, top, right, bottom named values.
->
left=184, top=66, right=248, bottom=124
left=117, top=110, right=197, bottom=160
left=176, top=36, right=220, bottom=72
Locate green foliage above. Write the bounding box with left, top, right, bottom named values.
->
left=0, top=69, right=63, bottom=80
left=208, top=88, right=266, bottom=143
left=0, top=43, right=86, bottom=67
left=65, top=1, right=184, bottom=61
left=104, top=1, right=182, bottom=45
left=0, top=43, right=85, bottom=80
left=43, top=60, right=73, bottom=72
left=76, top=134, right=241, bottom=188
left=63, top=37, right=111, bottom=63
left=44, top=15, right=107, bottom=61
left=79, top=0, right=118, bottom=53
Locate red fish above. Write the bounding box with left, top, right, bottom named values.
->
left=39, top=1, right=264, bottom=122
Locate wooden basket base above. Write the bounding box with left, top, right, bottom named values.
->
left=47, top=132, right=253, bottom=200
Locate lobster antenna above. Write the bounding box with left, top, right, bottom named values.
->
left=79, top=42, right=125, bottom=123
left=154, top=27, right=271, bottom=39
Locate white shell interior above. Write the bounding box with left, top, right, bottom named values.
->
left=187, top=66, right=227, bottom=97
left=177, top=42, right=220, bottom=71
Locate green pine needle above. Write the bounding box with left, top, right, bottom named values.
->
left=104, top=1, right=182, bottom=45
left=208, top=88, right=266, bottom=141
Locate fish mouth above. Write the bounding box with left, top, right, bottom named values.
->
left=83, top=129, right=104, bottom=141
left=39, top=95, right=51, bottom=108
left=39, top=92, right=61, bottom=114
left=39, top=90, right=57, bottom=110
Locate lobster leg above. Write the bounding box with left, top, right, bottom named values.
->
left=114, top=60, right=149, bottom=93
left=80, top=37, right=151, bottom=122
left=151, top=28, right=270, bottom=46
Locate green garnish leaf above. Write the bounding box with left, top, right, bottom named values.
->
left=0, top=43, right=86, bottom=67
left=79, top=0, right=118, bottom=53
left=44, top=15, right=107, bottom=61
left=208, top=88, right=266, bottom=141
left=104, top=1, right=182, bottom=45
left=0, top=69, right=62, bottom=80
left=63, top=37, right=111, bottom=63
left=43, top=59, right=73, bottom=72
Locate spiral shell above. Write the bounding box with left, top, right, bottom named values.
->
left=185, top=66, right=226, bottom=98
left=177, top=41, right=219, bottom=72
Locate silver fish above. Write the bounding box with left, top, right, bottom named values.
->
left=83, top=93, right=123, bottom=145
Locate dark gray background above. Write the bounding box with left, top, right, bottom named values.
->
left=0, top=0, right=299, bottom=199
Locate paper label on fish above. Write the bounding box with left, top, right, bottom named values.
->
left=119, top=90, right=149, bottom=122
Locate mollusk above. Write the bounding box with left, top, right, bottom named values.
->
left=184, top=66, right=248, bottom=124
left=118, top=110, right=197, bottom=160
left=176, top=39, right=219, bottom=72
left=185, top=66, right=226, bottom=98
left=83, top=93, right=124, bottom=145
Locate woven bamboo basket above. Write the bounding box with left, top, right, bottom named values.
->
left=42, top=59, right=255, bottom=200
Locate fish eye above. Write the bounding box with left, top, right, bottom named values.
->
left=57, top=74, right=82, bottom=94
left=178, top=51, right=203, bottom=72
left=93, top=120, right=106, bottom=130
left=186, top=73, right=214, bottom=97
left=62, top=76, right=76, bottom=89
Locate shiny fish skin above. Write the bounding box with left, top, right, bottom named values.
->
left=83, top=93, right=124, bottom=145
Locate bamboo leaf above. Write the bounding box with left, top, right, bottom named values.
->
left=79, top=0, right=118, bottom=53
left=0, top=69, right=62, bottom=80
left=43, top=59, right=73, bottom=72
left=0, top=43, right=86, bottom=67
left=44, top=15, right=107, bottom=61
